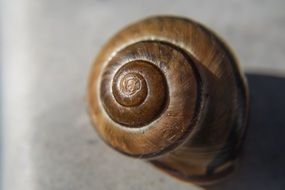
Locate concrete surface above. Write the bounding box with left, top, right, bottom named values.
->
left=2, top=0, right=285, bottom=190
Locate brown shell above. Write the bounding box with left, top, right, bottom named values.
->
left=87, top=16, right=249, bottom=184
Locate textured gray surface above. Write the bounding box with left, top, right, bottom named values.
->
left=2, top=0, right=285, bottom=190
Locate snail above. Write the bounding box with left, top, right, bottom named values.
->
left=87, top=16, right=249, bottom=185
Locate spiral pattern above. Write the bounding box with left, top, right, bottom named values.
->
left=100, top=41, right=198, bottom=129
left=88, top=16, right=249, bottom=183
left=102, top=59, right=168, bottom=127
left=88, top=17, right=203, bottom=156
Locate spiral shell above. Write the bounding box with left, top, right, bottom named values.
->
left=87, top=16, right=249, bottom=184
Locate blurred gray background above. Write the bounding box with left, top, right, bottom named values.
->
left=1, top=0, right=285, bottom=190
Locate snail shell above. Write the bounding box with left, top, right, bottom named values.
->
left=87, top=16, right=249, bottom=184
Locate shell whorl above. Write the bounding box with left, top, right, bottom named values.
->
left=100, top=42, right=199, bottom=128
left=88, top=34, right=200, bottom=156
left=87, top=16, right=249, bottom=184
left=87, top=16, right=248, bottom=159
